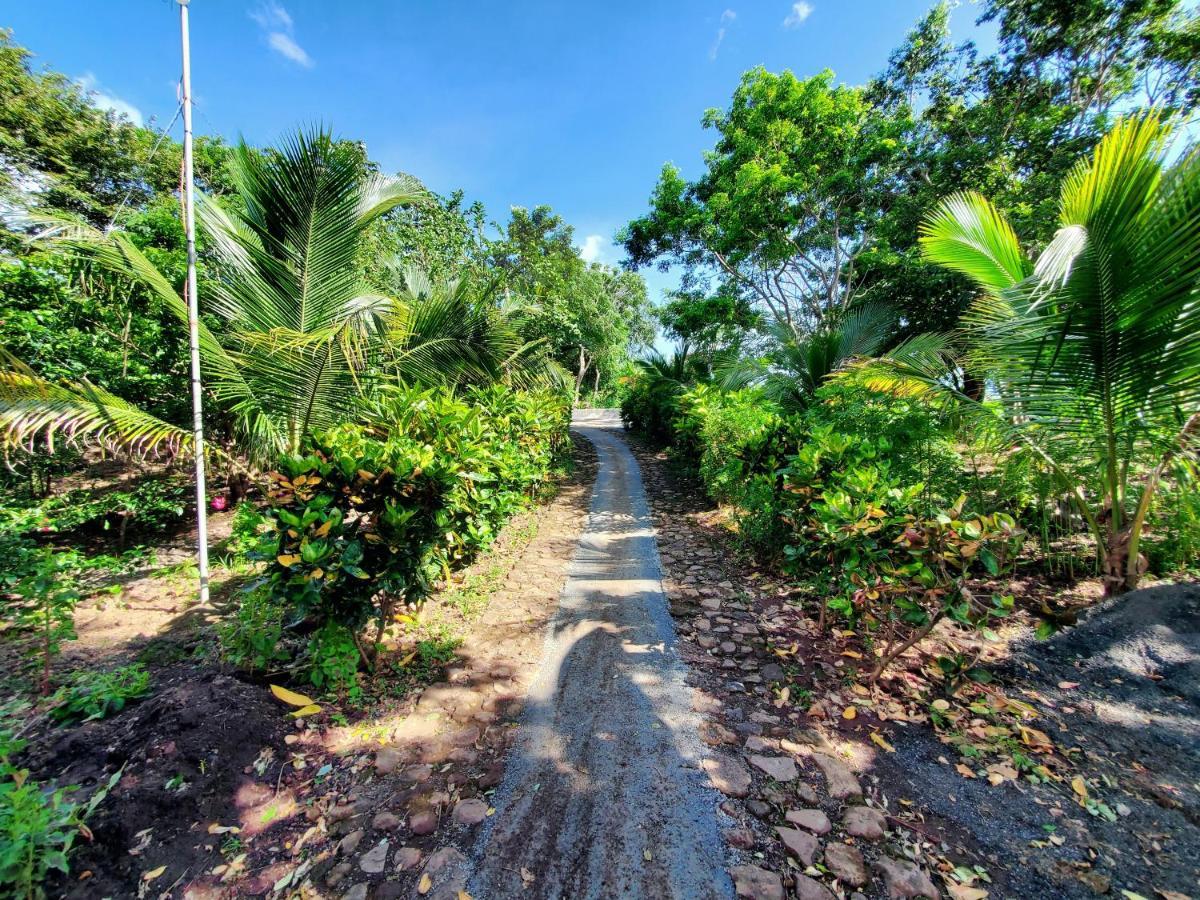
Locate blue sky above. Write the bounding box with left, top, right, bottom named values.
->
left=5, top=0, right=994, bottom=307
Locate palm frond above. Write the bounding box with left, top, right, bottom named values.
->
left=919, top=191, right=1030, bottom=294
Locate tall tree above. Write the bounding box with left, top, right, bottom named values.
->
left=859, top=0, right=1200, bottom=338
left=622, top=69, right=910, bottom=334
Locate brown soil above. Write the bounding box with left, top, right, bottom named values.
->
left=14, top=436, right=598, bottom=900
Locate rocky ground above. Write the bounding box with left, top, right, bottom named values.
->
left=630, top=435, right=1200, bottom=900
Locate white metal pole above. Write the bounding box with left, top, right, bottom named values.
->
left=179, top=0, right=210, bottom=604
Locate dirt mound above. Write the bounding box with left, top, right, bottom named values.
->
left=25, top=665, right=290, bottom=898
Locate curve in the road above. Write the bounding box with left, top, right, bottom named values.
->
left=465, top=412, right=733, bottom=900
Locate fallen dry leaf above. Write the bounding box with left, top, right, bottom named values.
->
left=417, top=873, right=432, bottom=895
left=842, top=706, right=858, bottom=720
left=270, top=684, right=316, bottom=708
left=870, top=732, right=896, bottom=753
left=142, top=866, right=166, bottom=882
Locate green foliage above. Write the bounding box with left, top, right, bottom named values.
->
left=487, top=205, right=653, bottom=392
left=620, top=350, right=709, bottom=446
left=263, top=427, right=451, bottom=635
left=623, top=68, right=910, bottom=332
left=307, top=623, right=363, bottom=702
left=673, top=386, right=783, bottom=504
left=247, top=386, right=568, bottom=686
left=49, top=664, right=151, bottom=725
left=863, top=114, right=1200, bottom=593
left=217, top=586, right=288, bottom=674
left=0, top=705, right=119, bottom=899
left=7, top=550, right=80, bottom=694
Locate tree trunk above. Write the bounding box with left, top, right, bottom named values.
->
left=572, top=345, right=590, bottom=409
left=1106, top=410, right=1200, bottom=595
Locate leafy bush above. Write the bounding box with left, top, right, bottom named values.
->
left=49, top=664, right=151, bottom=725
left=7, top=551, right=81, bottom=695
left=800, top=381, right=961, bottom=504
left=245, top=386, right=569, bottom=691
left=263, top=425, right=453, bottom=641
left=0, top=478, right=190, bottom=545
left=0, top=705, right=119, bottom=898
left=217, top=586, right=288, bottom=675
left=673, top=386, right=783, bottom=503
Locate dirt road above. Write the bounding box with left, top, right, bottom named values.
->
left=465, top=412, right=732, bottom=899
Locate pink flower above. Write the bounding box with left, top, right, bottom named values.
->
left=210, top=495, right=229, bottom=511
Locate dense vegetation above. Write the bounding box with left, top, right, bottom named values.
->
left=0, top=26, right=645, bottom=892
left=620, top=0, right=1200, bottom=659
left=0, top=0, right=1197, bottom=892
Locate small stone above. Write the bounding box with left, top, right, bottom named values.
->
left=452, top=798, right=488, bottom=826
left=824, top=843, right=868, bottom=887
left=329, top=803, right=361, bottom=823
left=422, top=847, right=469, bottom=899
left=794, top=873, right=837, bottom=900
left=703, top=753, right=753, bottom=798
left=744, top=735, right=775, bottom=753
left=843, top=806, right=887, bottom=841
left=760, top=663, right=786, bottom=683
left=424, top=846, right=467, bottom=875
left=401, top=764, right=433, bottom=783
left=409, top=810, right=439, bottom=835
left=785, top=808, right=831, bottom=835
left=813, top=753, right=862, bottom=799
left=775, top=826, right=819, bottom=865
left=359, top=839, right=389, bottom=874
left=875, top=857, right=939, bottom=899
left=372, top=811, right=401, bottom=831
left=729, top=865, right=784, bottom=900
left=796, top=782, right=821, bottom=806
left=342, top=884, right=368, bottom=900
left=325, top=861, right=351, bottom=887
left=750, top=755, right=799, bottom=782
left=374, top=747, right=402, bottom=774
left=395, top=846, right=422, bottom=871
left=747, top=799, right=772, bottom=819
left=477, top=764, right=504, bottom=788
left=724, top=826, right=755, bottom=850
left=700, top=721, right=739, bottom=746
left=338, top=829, right=364, bottom=855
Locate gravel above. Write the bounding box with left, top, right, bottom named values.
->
left=466, top=413, right=732, bottom=899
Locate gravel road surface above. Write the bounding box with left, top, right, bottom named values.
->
left=466, top=411, right=732, bottom=899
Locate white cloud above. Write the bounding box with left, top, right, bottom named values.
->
left=267, top=32, right=313, bottom=67
left=709, top=9, right=736, bottom=61
left=251, top=2, right=313, bottom=68
left=580, top=234, right=605, bottom=264
left=76, top=73, right=143, bottom=126
left=783, top=1, right=814, bottom=27
left=249, top=1, right=292, bottom=30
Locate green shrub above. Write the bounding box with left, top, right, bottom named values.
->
left=248, top=386, right=569, bottom=690
left=673, top=385, right=784, bottom=503
left=49, top=664, right=151, bottom=725
left=800, top=381, right=961, bottom=505
left=8, top=550, right=81, bottom=695
left=216, top=586, right=288, bottom=674
left=0, top=705, right=119, bottom=898
left=263, top=424, right=454, bottom=641
left=620, top=371, right=686, bottom=446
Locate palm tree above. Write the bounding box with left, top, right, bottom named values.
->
left=719, top=303, right=893, bottom=413
left=857, top=113, right=1200, bottom=594
left=0, top=129, right=545, bottom=465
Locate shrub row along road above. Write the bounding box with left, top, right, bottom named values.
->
left=466, top=410, right=732, bottom=899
